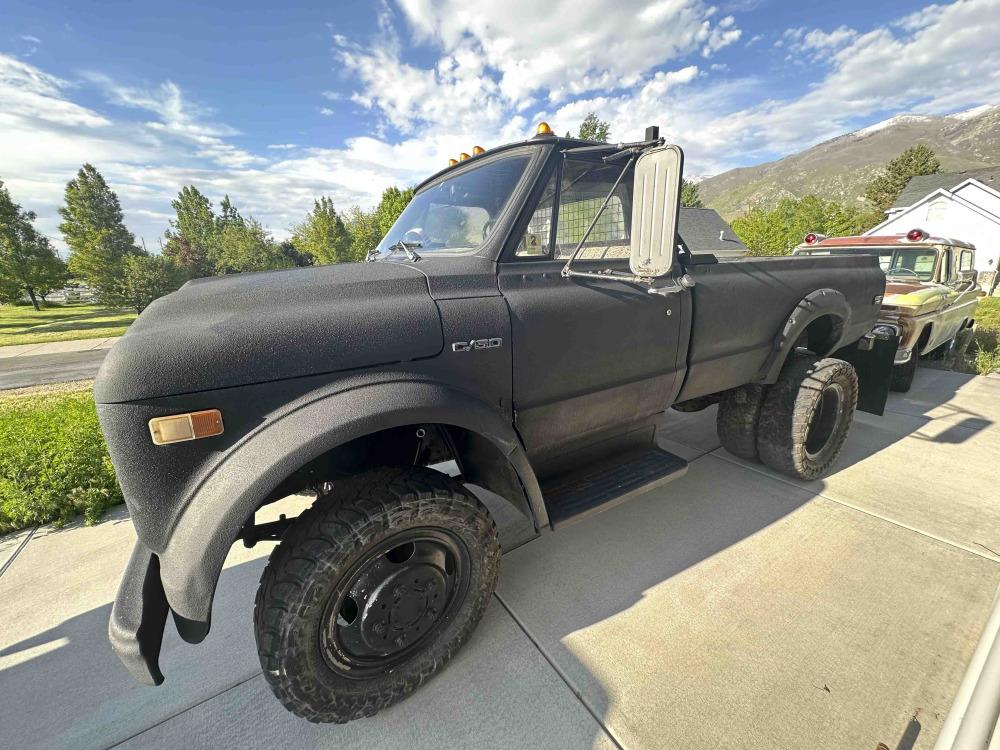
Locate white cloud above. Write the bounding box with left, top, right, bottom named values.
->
left=388, top=0, right=738, bottom=104
left=3, top=0, right=1000, bottom=259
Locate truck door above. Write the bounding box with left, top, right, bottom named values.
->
left=498, top=155, right=687, bottom=465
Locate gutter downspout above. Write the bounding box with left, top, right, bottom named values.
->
left=934, top=585, right=1000, bottom=749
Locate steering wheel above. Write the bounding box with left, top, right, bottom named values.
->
left=481, top=219, right=496, bottom=241
left=886, top=267, right=919, bottom=277
left=401, top=228, right=428, bottom=247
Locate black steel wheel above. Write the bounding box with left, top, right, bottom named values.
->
left=319, top=528, right=471, bottom=679
left=254, top=466, right=500, bottom=723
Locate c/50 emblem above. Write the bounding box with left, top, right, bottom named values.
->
left=452, top=338, right=502, bottom=352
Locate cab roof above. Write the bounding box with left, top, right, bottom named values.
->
left=414, top=133, right=612, bottom=193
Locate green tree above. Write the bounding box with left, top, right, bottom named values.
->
left=864, top=144, right=942, bottom=213
left=732, top=195, right=875, bottom=256
left=33, top=253, right=70, bottom=304
left=0, top=179, right=67, bottom=310
left=374, top=186, right=415, bottom=238
left=572, top=113, right=611, bottom=142
left=277, top=240, right=315, bottom=268
left=213, top=218, right=293, bottom=274
left=217, top=194, right=245, bottom=231
left=58, top=164, right=139, bottom=299
left=114, top=254, right=184, bottom=313
left=343, top=205, right=381, bottom=259
left=292, top=197, right=354, bottom=264
left=680, top=179, right=704, bottom=208
left=165, top=185, right=217, bottom=277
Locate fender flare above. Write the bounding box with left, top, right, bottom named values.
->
left=758, top=288, right=852, bottom=383
left=157, top=379, right=544, bottom=633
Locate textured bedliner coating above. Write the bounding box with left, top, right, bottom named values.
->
left=94, top=262, right=443, bottom=403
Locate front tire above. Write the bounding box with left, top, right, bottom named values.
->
left=890, top=347, right=919, bottom=392
left=254, top=466, right=500, bottom=723
left=757, top=357, right=858, bottom=480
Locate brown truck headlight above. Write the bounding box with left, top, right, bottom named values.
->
left=872, top=323, right=900, bottom=337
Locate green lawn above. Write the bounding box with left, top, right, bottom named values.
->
left=0, top=303, right=136, bottom=347
left=0, top=385, right=122, bottom=533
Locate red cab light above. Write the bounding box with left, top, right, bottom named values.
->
left=804, top=233, right=818, bottom=244
left=906, top=228, right=926, bottom=241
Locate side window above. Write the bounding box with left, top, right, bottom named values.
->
left=959, top=249, right=974, bottom=272
left=516, top=172, right=557, bottom=257
left=939, top=248, right=952, bottom=282
left=554, top=159, right=630, bottom=260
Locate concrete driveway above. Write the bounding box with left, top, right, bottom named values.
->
left=1, top=368, right=998, bottom=749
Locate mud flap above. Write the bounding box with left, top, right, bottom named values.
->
left=834, top=333, right=898, bottom=416
left=108, top=543, right=169, bottom=686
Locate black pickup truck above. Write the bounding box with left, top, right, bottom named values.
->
left=96, top=125, right=894, bottom=723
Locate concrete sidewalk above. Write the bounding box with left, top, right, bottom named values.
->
left=1, top=368, right=999, bottom=749
left=0, top=337, right=119, bottom=359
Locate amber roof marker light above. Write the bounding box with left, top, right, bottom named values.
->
left=149, top=409, right=224, bottom=445
left=472, top=145, right=485, bottom=155
left=535, top=121, right=554, bottom=136
left=459, top=152, right=471, bottom=161
left=448, top=158, right=458, bottom=166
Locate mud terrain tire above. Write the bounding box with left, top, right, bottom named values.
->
left=254, top=466, right=500, bottom=723
left=757, top=357, right=858, bottom=480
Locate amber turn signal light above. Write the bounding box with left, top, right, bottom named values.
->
left=149, top=409, right=224, bottom=445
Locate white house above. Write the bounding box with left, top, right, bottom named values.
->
left=866, top=167, right=1000, bottom=293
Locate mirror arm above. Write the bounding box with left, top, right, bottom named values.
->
left=561, top=155, right=636, bottom=280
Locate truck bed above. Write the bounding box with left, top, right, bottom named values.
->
left=677, top=253, right=884, bottom=401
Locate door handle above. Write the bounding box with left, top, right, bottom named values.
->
left=648, top=274, right=695, bottom=296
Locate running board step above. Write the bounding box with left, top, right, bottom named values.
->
left=541, top=447, right=688, bottom=528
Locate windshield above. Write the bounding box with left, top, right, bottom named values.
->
left=374, top=153, right=531, bottom=257
left=798, top=246, right=939, bottom=281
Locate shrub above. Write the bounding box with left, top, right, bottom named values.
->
left=0, top=390, right=122, bottom=533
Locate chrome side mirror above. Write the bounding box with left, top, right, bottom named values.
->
left=630, top=145, right=683, bottom=278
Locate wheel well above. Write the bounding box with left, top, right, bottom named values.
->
left=796, top=314, right=842, bottom=356
left=249, top=423, right=535, bottom=537
left=916, top=323, right=933, bottom=352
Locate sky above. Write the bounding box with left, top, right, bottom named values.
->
left=2, top=0, right=999, bottom=254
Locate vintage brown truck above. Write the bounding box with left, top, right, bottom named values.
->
left=795, top=229, right=980, bottom=391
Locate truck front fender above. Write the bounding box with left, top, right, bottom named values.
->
left=156, top=378, right=544, bottom=633
left=758, top=288, right=852, bottom=383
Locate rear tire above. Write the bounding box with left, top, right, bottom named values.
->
left=254, top=466, right=500, bottom=723
left=717, top=384, right=769, bottom=461
left=757, top=357, right=858, bottom=480
left=890, top=347, right=919, bottom=392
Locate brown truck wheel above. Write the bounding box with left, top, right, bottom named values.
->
left=717, top=384, right=769, bottom=461
left=253, top=466, right=500, bottom=723
left=890, top=347, right=919, bottom=393
left=756, top=357, right=858, bottom=480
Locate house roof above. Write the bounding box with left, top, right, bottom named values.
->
left=893, top=167, right=1000, bottom=208
left=677, top=207, right=747, bottom=257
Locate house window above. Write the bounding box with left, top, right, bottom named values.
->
left=925, top=198, right=948, bottom=223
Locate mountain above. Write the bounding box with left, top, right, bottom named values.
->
left=699, top=105, right=1000, bottom=220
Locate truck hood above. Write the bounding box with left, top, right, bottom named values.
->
left=94, top=262, right=442, bottom=403
left=883, top=280, right=947, bottom=315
